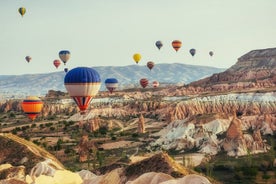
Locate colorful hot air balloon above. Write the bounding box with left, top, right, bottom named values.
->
left=53, top=59, right=61, bottom=69
left=59, top=50, right=71, bottom=65
left=25, top=56, right=31, bottom=63
left=21, top=96, right=43, bottom=121
left=105, top=78, right=119, bottom=94
left=155, top=41, right=163, bottom=50
left=189, top=48, right=196, bottom=57
left=209, top=51, right=214, bottom=57
left=18, top=7, right=26, bottom=17
left=133, top=53, right=141, bottom=64
left=152, top=81, right=159, bottom=88
left=140, top=78, right=149, bottom=88
left=147, top=61, right=155, bottom=70
left=64, top=68, right=69, bottom=73
left=172, top=40, right=182, bottom=52
left=64, top=67, right=101, bottom=114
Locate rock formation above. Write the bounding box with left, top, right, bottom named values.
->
left=138, top=114, right=145, bottom=133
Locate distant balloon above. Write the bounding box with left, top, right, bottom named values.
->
left=64, top=68, right=69, bottom=73
left=64, top=67, right=101, bottom=114
left=21, top=96, right=43, bottom=121
left=105, top=78, right=119, bottom=94
left=209, top=51, right=214, bottom=57
left=155, top=41, right=163, bottom=50
left=189, top=48, right=196, bottom=57
left=140, top=78, right=149, bottom=88
left=172, top=40, right=182, bottom=52
left=147, top=61, right=155, bottom=70
left=18, top=7, right=26, bottom=17
left=59, top=50, right=71, bottom=65
left=152, top=81, right=159, bottom=88
left=133, top=53, right=141, bottom=64
left=25, top=56, right=31, bottom=63
left=53, top=59, right=61, bottom=69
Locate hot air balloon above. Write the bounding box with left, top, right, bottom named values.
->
left=25, top=56, right=31, bottom=63
left=21, top=96, right=43, bottom=121
left=140, top=78, right=149, bottom=88
left=64, top=67, right=101, bottom=114
left=155, top=41, right=163, bottom=50
left=172, top=40, right=182, bottom=52
left=209, top=51, right=214, bottom=57
left=53, top=59, right=61, bottom=69
left=133, top=53, right=141, bottom=64
left=147, top=61, right=155, bottom=70
left=18, top=7, right=26, bottom=17
left=105, top=78, right=119, bottom=94
left=64, top=68, right=69, bottom=73
left=59, top=50, right=71, bottom=65
left=152, top=81, right=159, bottom=88
left=189, top=48, right=196, bottom=57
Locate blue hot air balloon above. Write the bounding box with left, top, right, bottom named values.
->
left=64, top=67, right=101, bottom=114
left=105, top=78, right=119, bottom=93
left=59, top=50, right=71, bottom=65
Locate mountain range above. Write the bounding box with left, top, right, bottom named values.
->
left=0, top=63, right=225, bottom=100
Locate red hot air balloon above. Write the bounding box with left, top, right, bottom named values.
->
left=152, top=81, right=159, bottom=88
left=53, top=59, right=61, bottom=69
left=21, top=96, right=43, bottom=121
left=147, top=61, right=155, bottom=71
left=25, top=56, right=31, bottom=63
left=140, top=78, right=149, bottom=88
left=172, top=40, right=182, bottom=52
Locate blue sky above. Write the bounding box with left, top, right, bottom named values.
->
left=1, top=0, right=276, bottom=75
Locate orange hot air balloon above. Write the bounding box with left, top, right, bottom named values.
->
left=140, top=78, right=149, bottom=88
left=53, top=59, right=61, bottom=69
left=172, top=40, right=182, bottom=52
left=21, top=96, right=43, bottom=120
left=147, top=61, right=155, bottom=70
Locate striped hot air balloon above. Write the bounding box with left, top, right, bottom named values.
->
left=59, top=50, right=71, bottom=65
left=152, top=81, right=159, bottom=88
left=53, top=59, right=61, bottom=69
left=147, top=61, right=155, bottom=71
left=105, top=78, right=119, bottom=94
left=21, top=96, right=43, bottom=121
left=172, top=40, right=182, bottom=52
left=64, top=67, right=101, bottom=114
left=140, top=78, right=149, bottom=88
left=18, top=7, right=26, bottom=17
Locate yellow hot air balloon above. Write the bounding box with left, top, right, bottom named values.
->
left=133, top=53, right=141, bottom=64
left=21, top=96, right=43, bottom=121
left=18, top=7, right=26, bottom=17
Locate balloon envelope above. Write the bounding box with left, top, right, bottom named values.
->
left=155, top=41, right=163, bottom=50
left=152, top=81, right=159, bottom=88
left=172, top=40, right=182, bottom=52
left=21, top=96, right=43, bottom=120
left=25, top=56, right=31, bottom=63
left=133, top=53, right=141, bottom=64
left=53, top=59, right=61, bottom=69
left=209, top=51, right=214, bottom=56
left=59, top=50, right=71, bottom=65
left=64, top=68, right=69, bottom=73
left=147, top=61, right=155, bottom=70
left=140, top=78, right=149, bottom=88
left=18, top=7, right=26, bottom=17
left=189, top=48, right=196, bottom=56
left=105, top=78, right=119, bottom=93
left=64, top=67, right=101, bottom=114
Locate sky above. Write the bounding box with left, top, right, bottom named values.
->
left=1, top=0, right=276, bottom=75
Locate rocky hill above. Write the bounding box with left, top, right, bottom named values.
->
left=188, top=47, right=276, bottom=92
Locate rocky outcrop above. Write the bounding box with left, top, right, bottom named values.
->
left=188, top=47, right=276, bottom=92
left=138, top=114, right=145, bottom=133
left=78, top=134, right=95, bottom=162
